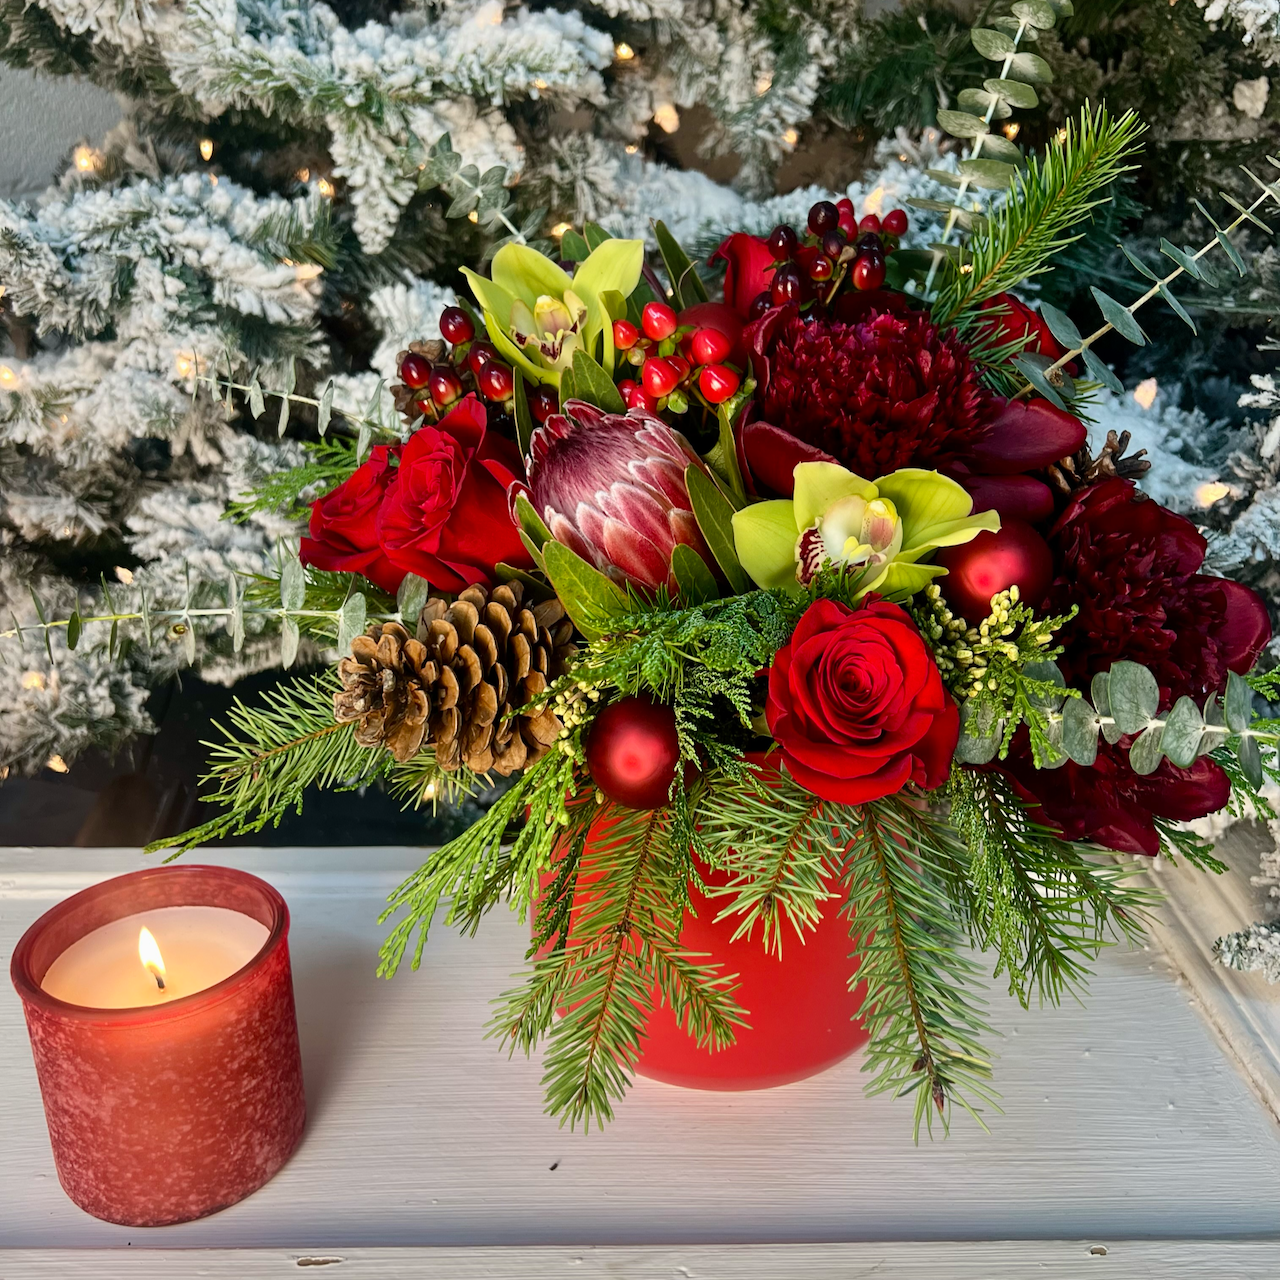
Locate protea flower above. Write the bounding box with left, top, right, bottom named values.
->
left=514, top=399, right=719, bottom=593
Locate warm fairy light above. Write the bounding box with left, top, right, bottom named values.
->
left=22, top=671, right=46, bottom=691
left=46, top=754, right=68, bottom=774
left=175, top=352, right=196, bottom=378
left=863, top=186, right=886, bottom=217
left=625, top=144, right=639, bottom=154
left=782, top=127, right=799, bottom=146
left=1003, top=122, right=1020, bottom=141
left=73, top=145, right=99, bottom=173
left=422, top=780, right=438, bottom=801
left=1133, top=378, right=1158, bottom=410
left=293, top=262, right=324, bottom=282
left=653, top=103, right=681, bottom=134
left=476, top=0, right=503, bottom=25
left=317, top=178, right=335, bottom=198
left=755, top=73, right=773, bottom=96
left=138, top=927, right=167, bottom=991
left=116, top=566, right=135, bottom=585
left=208, top=174, right=219, bottom=187
left=0, top=365, right=17, bottom=387
left=550, top=221, right=573, bottom=238
left=1197, top=481, right=1232, bottom=507
left=468, top=210, right=480, bottom=223
left=296, top=167, right=310, bottom=183
left=961, top=263, right=974, bottom=274
left=199, top=138, right=214, bottom=162
left=614, top=42, right=634, bottom=61
left=533, top=79, right=548, bottom=90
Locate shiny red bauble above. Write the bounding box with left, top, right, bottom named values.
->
left=439, top=306, right=475, bottom=345
left=935, top=518, right=1054, bottom=622
left=585, top=696, right=681, bottom=810
left=398, top=352, right=431, bottom=389
left=699, top=363, right=740, bottom=404
left=641, top=301, right=678, bottom=342
left=477, top=360, right=515, bottom=401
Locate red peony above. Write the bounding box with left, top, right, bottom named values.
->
left=376, top=394, right=531, bottom=592
left=300, top=444, right=405, bottom=594
left=743, top=294, right=1084, bottom=490
left=710, top=233, right=774, bottom=317
left=767, top=597, right=958, bottom=805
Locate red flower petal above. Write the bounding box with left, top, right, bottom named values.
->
left=958, top=473, right=1055, bottom=524
left=739, top=420, right=838, bottom=498
left=969, top=399, right=1087, bottom=475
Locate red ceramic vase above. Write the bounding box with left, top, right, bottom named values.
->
left=10, top=865, right=306, bottom=1226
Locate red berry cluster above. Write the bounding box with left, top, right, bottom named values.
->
left=397, top=305, right=559, bottom=427
left=753, top=199, right=909, bottom=316
left=614, top=300, right=742, bottom=414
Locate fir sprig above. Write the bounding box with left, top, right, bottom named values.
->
left=228, top=437, right=361, bottom=524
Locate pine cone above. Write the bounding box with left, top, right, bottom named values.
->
left=334, top=622, right=433, bottom=763
left=390, top=339, right=447, bottom=426
left=417, top=581, right=576, bottom=775
left=1046, top=429, right=1151, bottom=496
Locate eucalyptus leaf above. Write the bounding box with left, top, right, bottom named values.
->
left=338, top=592, right=367, bottom=656
left=397, top=573, right=431, bottom=625
left=1238, top=733, right=1265, bottom=789
left=280, top=615, right=300, bottom=669
left=280, top=556, right=306, bottom=611
left=277, top=392, right=290, bottom=437
left=1158, top=283, right=1197, bottom=334
left=1038, top=301, right=1083, bottom=350
left=1216, top=229, right=1248, bottom=276
left=957, top=158, right=1018, bottom=190
left=1082, top=348, right=1124, bottom=395
left=1161, top=695, right=1206, bottom=768
left=971, top=27, right=1016, bottom=59
left=1061, top=695, right=1100, bottom=766
left=956, top=699, right=1004, bottom=764
left=984, top=77, right=1039, bottom=108
left=1008, top=52, right=1054, bottom=84
left=938, top=109, right=989, bottom=139
left=1109, top=660, right=1159, bottom=735
left=1023, top=660, right=1067, bottom=709
left=248, top=378, right=265, bottom=418
left=670, top=544, right=719, bottom=604
left=1225, top=669, right=1253, bottom=733
left=1159, top=238, right=1205, bottom=281
left=1011, top=354, right=1067, bottom=410
left=974, top=133, right=1024, bottom=165
left=541, top=540, right=629, bottom=640
left=1129, top=724, right=1165, bottom=775
left=180, top=619, right=196, bottom=666
left=1118, top=242, right=1159, bottom=281
left=229, top=576, right=244, bottom=653
left=1012, top=0, right=1058, bottom=29
left=66, top=611, right=82, bottom=652
left=1039, top=717, right=1069, bottom=769
left=317, top=380, right=334, bottom=437
left=1090, top=287, right=1146, bottom=345
left=959, top=88, right=1011, bottom=121
left=686, top=465, right=750, bottom=594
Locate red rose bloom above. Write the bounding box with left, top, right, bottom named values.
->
left=975, top=292, right=1067, bottom=363
left=376, top=394, right=532, bottom=592
left=710, top=233, right=774, bottom=317
left=767, top=597, right=959, bottom=804
left=300, top=444, right=405, bottom=593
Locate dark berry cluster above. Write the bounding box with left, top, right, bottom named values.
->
left=614, top=301, right=741, bottom=414
left=753, top=198, right=909, bottom=317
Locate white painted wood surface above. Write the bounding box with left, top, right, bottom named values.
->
left=4, top=844, right=1280, bottom=1271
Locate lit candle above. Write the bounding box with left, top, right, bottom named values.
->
left=10, top=865, right=305, bottom=1226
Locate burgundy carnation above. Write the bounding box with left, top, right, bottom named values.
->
left=766, top=596, right=958, bottom=805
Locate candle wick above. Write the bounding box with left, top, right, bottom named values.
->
left=152, top=971, right=166, bottom=991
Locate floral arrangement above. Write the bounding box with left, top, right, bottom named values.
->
left=155, top=101, right=1280, bottom=1135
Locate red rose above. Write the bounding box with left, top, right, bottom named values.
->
left=300, top=444, right=405, bottom=594
left=976, top=292, right=1067, bottom=362
left=767, top=597, right=959, bottom=804
left=710, top=233, right=774, bottom=318
left=376, top=394, right=532, bottom=592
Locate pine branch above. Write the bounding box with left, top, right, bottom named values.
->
left=227, top=438, right=361, bottom=524
left=931, top=103, right=1146, bottom=327
left=836, top=795, right=997, bottom=1139
left=145, top=670, right=387, bottom=856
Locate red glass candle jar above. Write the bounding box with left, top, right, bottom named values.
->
left=9, top=865, right=305, bottom=1227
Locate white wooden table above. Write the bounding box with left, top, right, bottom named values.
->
left=4, top=844, right=1280, bottom=1278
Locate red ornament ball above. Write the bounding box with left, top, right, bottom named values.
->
left=399, top=352, right=431, bottom=389
left=935, top=518, right=1054, bottom=622
left=585, top=696, right=681, bottom=810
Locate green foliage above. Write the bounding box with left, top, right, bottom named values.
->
left=228, top=437, right=361, bottom=524
left=145, top=671, right=389, bottom=856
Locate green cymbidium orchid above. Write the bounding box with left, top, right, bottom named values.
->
left=731, top=462, right=1001, bottom=599
left=461, top=239, right=644, bottom=386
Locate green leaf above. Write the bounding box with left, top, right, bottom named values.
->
left=1237, top=734, right=1265, bottom=789
left=1038, top=302, right=1083, bottom=350
left=1011, top=354, right=1067, bottom=410
left=670, top=544, right=719, bottom=604
left=1023, top=660, right=1067, bottom=709
left=277, top=392, right=291, bottom=437
left=280, top=556, right=306, bottom=611
left=248, top=377, right=265, bottom=419
left=66, top=610, right=81, bottom=651
left=654, top=220, right=709, bottom=309
left=1008, top=52, right=1054, bottom=84
left=984, top=77, right=1039, bottom=108
left=1061, top=696, right=1099, bottom=766
left=515, top=493, right=552, bottom=553
left=1225, top=669, right=1253, bottom=733
left=1012, top=0, right=1058, bottom=29
left=560, top=229, right=591, bottom=262
left=959, top=88, right=1012, bottom=121
left=972, top=28, right=1016, bottom=59
left=280, top=614, right=299, bottom=669
left=1090, top=287, right=1146, bottom=345
left=540, top=541, right=629, bottom=640
left=938, top=109, right=989, bottom=139
left=567, top=349, right=626, bottom=414
left=495, top=563, right=556, bottom=602
left=1129, top=724, right=1165, bottom=775
left=958, top=158, right=1019, bottom=190
left=513, top=371, right=535, bottom=456
left=1081, top=348, right=1123, bottom=394
left=1159, top=238, right=1207, bottom=281
left=1161, top=695, right=1205, bottom=768
left=1157, top=283, right=1197, bottom=334
left=317, top=380, right=334, bottom=437
left=1219, top=190, right=1272, bottom=232
left=686, top=466, right=751, bottom=594
left=397, top=573, right=431, bottom=625
left=1117, top=242, right=1158, bottom=281
left=583, top=222, right=612, bottom=251
left=974, top=133, right=1024, bottom=165
left=338, top=592, right=367, bottom=656
left=1109, top=660, right=1159, bottom=735
left=109, top=618, right=118, bottom=660
left=956, top=698, right=1004, bottom=764
left=1215, top=229, right=1248, bottom=276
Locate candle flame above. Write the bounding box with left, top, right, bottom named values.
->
left=138, top=927, right=167, bottom=990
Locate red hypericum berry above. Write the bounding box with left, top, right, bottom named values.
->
left=414, top=397, right=434, bottom=420
left=619, top=380, right=657, bottom=412
left=837, top=200, right=857, bottom=238
left=856, top=231, right=883, bottom=254
left=428, top=366, right=462, bottom=407
left=528, top=384, right=558, bottom=423
left=439, top=306, right=475, bottom=345
left=748, top=290, right=772, bottom=320
left=837, top=196, right=856, bottom=218
left=668, top=354, right=691, bottom=382
left=859, top=213, right=882, bottom=235
left=612, top=318, right=640, bottom=351
left=821, top=230, right=846, bottom=260
left=808, top=254, right=834, bottom=282
left=467, top=340, right=497, bottom=377
left=771, top=263, right=804, bottom=306
left=766, top=224, right=798, bottom=261
left=882, top=208, right=908, bottom=237
left=641, top=356, right=681, bottom=399
left=478, top=360, right=515, bottom=401
left=699, top=364, right=740, bottom=405
left=641, top=301, right=678, bottom=341
left=808, top=200, right=839, bottom=236
left=852, top=253, right=886, bottom=291
left=399, top=352, right=431, bottom=389
left=691, top=327, right=732, bottom=366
